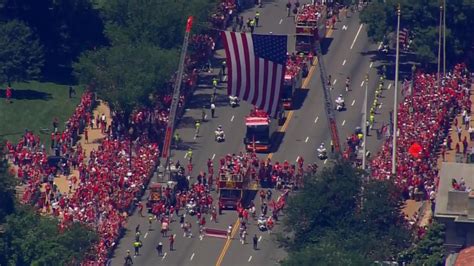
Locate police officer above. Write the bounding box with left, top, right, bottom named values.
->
left=133, top=240, right=142, bottom=256
left=249, top=19, right=255, bottom=33
left=212, top=77, right=218, bottom=88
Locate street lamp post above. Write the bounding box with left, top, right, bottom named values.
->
left=362, top=73, right=368, bottom=170
left=392, top=5, right=401, bottom=176
left=129, top=127, right=134, bottom=169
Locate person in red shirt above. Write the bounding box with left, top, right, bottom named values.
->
left=5, top=85, right=12, bottom=102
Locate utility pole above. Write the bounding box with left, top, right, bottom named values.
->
left=161, top=17, right=194, bottom=179
left=437, top=3, right=443, bottom=87
left=362, top=73, right=368, bottom=170
left=443, top=0, right=446, bottom=78
left=392, top=5, right=401, bottom=176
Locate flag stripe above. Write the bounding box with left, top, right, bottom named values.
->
left=230, top=33, right=241, bottom=97
left=263, top=60, right=273, bottom=112
left=245, top=33, right=256, bottom=103
left=241, top=33, right=252, bottom=100
left=234, top=33, right=246, bottom=98
left=268, top=63, right=278, bottom=116
left=221, top=31, right=233, bottom=97
left=255, top=58, right=265, bottom=106
left=272, top=65, right=284, bottom=116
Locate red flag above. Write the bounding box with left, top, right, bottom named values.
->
left=409, top=142, right=422, bottom=158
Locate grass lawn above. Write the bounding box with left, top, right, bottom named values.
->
left=0, top=81, right=84, bottom=149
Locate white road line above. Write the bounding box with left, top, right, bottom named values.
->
left=378, top=42, right=383, bottom=50
left=350, top=24, right=363, bottom=50
left=212, top=153, right=216, bottom=160
left=190, top=253, right=195, bottom=261
left=204, top=114, right=207, bottom=119
left=379, top=103, right=383, bottom=109
left=314, top=116, right=319, bottom=123
left=184, top=153, right=188, bottom=159
left=248, top=256, right=253, bottom=262
left=351, top=99, right=356, bottom=106
left=231, top=115, right=235, bottom=122
left=162, top=252, right=167, bottom=260
left=333, top=79, right=337, bottom=85
left=193, top=135, right=197, bottom=140
left=296, top=156, right=300, bottom=162
left=324, top=159, right=327, bottom=164
left=258, top=236, right=262, bottom=242
left=388, top=83, right=392, bottom=89
left=342, top=25, right=348, bottom=30
left=144, top=232, right=148, bottom=239
left=342, top=120, right=346, bottom=126
left=369, top=62, right=373, bottom=68
left=360, top=80, right=365, bottom=87
left=279, top=19, right=283, bottom=24
left=342, top=59, right=346, bottom=66
left=305, top=136, right=309, bottom=143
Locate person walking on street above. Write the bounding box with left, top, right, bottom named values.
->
left=133, top=240, right=142, bottom=256
left=169, top=234, right=175, bottom=251
left=211, top=103, right=216, bottom=118
left=221, top=60, right=226, bottom=76
left=255, top=11, right=260, bottom=27
left=156, top=242, right=163, bottom=256
left=253, top=234, right=258, bottom=250
left=201, top=106, right=206, bottom=122
left=286, top=1, right=291, bottom=17
left=124, top=250, right=133, bottom=265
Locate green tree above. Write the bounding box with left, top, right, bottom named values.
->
left=73, top=44, right=178, bottom=117
left=360, top=0, right=474, bottom=67
left=0, top=206, right=98, bottom=265
left=102, top=0, right=215, bottom=48
left=0, top=20, right=44, bottom=83
left=0, top=140, right=16, bottom=222
left=0, top=0, right=106, bottom=79
left=400, top=222, right=446, bottom=266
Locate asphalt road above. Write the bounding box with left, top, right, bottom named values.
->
left=110, top=1, right=401, bottom=265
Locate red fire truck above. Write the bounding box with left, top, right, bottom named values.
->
left=217, top=166, right=256, bottom=212
left=244, top=109, right=283, bottom=152
left=295, top=3, right=328, bottom=54
left=282, top=56, right=304, bottom=109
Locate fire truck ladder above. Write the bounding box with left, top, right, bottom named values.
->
left=161, top=17, right=194, bottom=176
left=314, top=41, right=342, bottom=156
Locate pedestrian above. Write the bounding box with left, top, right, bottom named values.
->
left=5, top=84, right=12, bottom=103
left=227, top=224, right=232, bottom=239
left=255, top=11, right=260, bottom=27
left=135, top=231, right=140, bottom=242
left=135, top=224, right=140, bottom=234
left=133, top=240, right=142, bottom=256
left=238, top=16, right=244, bottom=31
left=69, top=86, right=75, bottom=98
left=465, top=114, right=471, bottom=130
left=84, top=128, right=89, bottom=143
left=169, top=234, right=175, bottom=251
left=457, top=126, right=462, bottom=141
left=249, top=19, right=255, bottom=33
left=253, top=234, right=258, bottom=250
left=211, top=103, right=216, bottom=118
left=221, top=60, right=226, bottom=76
left=156, top=242, right=163, bottom=256
left=286, top=2, right=291, bottom=17
left=137, top=201, right=144, bottom=217
left=124, top=250, right=133, bottom=265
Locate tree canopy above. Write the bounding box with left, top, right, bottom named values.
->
left=281, top=162, right=412, bottom=264
left=0, top=20, right=44, bottom=83
left=73, top=44, right=178, bottom=116
left=0, top=141, right=16, bottom=222
left=360, top=0, right=474, bottom=67
left=399, top=222, right=446, bottom=266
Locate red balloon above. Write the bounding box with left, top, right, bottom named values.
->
left=409, top=142, right=423, bottom=158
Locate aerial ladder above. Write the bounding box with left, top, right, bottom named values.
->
left=161, top=16, right=194, bottom=176
left=313, top=35, right=342, bottom=156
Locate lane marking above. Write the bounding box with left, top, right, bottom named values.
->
left=351, top=99, right=355, bottom=106
left=333, top=79, right=337, bottom=85
left=258, top=236, right=262, bottom=242
left=162, top=252, right=167, bottom=260
left=378, top=42, right=383, bottom=50
left=388, top=83, right=392, bottom=89
left=248, top=256, right=253, bottom=262
left=212, top=153, right=216, bottom=160
left=231, top=115, right=235, bottom=122
left=184, top=153, right=188, bottom=159
left=144, top=232, right=148, bottom=239
left=190, top=253, right=195, bottom=261
left=194, top=135, right=197, bottom=140
left=205, top=114, right=207, bottom=119
left=296, top=156, right=300, bottom=162
left=379, top=102, right=383, bottom=109
left=360, top=80, right=365, bottom=87
left=369, top=62, right=373, bottom=68
left=305, top=136, right=309, bottom=143
left=350, top=24, right=363, bottom=50
left=342, top=25, right=348, bottom=30
left=314, top=116, right=319, bottom=123
left=216, top=28, right=335, bottom=266
left=342, top=120, right=346, bottom=126
left=324, top=159, right=327, bottom=164
left=342, top=59, right=346, bottom=66
left=279, top=19, right=283, bottom=24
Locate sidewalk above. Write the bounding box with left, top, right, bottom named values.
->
left=50, top=100, right=112, bottom=195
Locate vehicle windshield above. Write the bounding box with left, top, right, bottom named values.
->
left=245, top=125, right=269, bottom=143
left=296, top=35, right=312, bottom=47
left=220, top=189, right=241, bottom=199
left=282, top=84, right=293, bottom=99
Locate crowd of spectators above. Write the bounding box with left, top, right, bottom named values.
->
left=370, top=63, right=472, bottom=200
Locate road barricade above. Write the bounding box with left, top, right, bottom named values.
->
left=204, top=228, right=228, bottom=239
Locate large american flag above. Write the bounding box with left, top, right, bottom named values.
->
left=221, top=31, right=287, bottom=117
